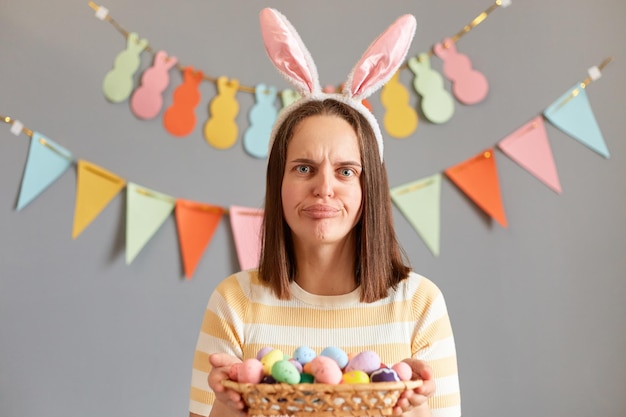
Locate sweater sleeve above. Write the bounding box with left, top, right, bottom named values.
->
left=412, top=277, right=462, bottom=417
left=188, top=273, right=250, bottom=416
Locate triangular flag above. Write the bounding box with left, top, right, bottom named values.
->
left=125, top=182, right=175, bottom=264
left=390, top=174, right=442, bottom=256
left=175, top=199, right=223, bottom=279
left=498, top=116, right=562, bottom=193
left=72, top=160, right=126, bottom=239
left=229, top=205, right=264, bottom=270
left=444, top=148, right=508, bottom=228
left=543, top=84, right=610, bottom=158
left=16, top=132, right=74, bottom=210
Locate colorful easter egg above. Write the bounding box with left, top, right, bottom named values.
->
left=299, top=373, right=315, bottom=383
left=370, top=367, right=400, bottom=382
left=345, top=350, right=381, bottom=374
left=392, top=361, right=413, bottom=381
left=238, top=358, right=264, bottom=383
left=342, top=370, right=370, bottom=384
left=228, top=362, right=243, bottom=381
left=261, top=375, right=277, bottom=384
left=256, top=346, right=274, bottom=360
left=310, top=356, right=342, bottom=384
left=288, top=359, right=303, bottom=373
left=271, top=359, right=301, bottom=384
left=293, top=346, right=317, bottom=365
left=320, top=346, right=349, bottom=369
left=261, top=349, right=284, bottom=375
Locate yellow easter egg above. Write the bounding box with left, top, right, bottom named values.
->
left=341, top=370, right=370, bottom=384
left=261, top=349, right=284, bottom=375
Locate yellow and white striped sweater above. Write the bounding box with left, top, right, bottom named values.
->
left=189, top=270, right=461, bottom=417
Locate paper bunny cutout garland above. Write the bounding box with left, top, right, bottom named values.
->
left=259, top=8, right=417, bottom=161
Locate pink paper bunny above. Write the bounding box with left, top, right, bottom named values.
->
left=131, top=50, right=178, bottom=120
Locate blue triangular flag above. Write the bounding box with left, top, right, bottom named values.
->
left=16, top=132, right=74, bottom=210
left=543, top=84, right=610, bottom=158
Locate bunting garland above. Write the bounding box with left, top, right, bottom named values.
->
left=88, top=1, right=512, bottom=153
left=2, top=115, right=264, bottom=278
left=389, top=58, right=612, bottom=256
left=1, top=54, right=612, bottom=273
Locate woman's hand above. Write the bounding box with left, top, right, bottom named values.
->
left=391, top=359, right=436, bottom=416
left=207, top=353, right=246, bottom=417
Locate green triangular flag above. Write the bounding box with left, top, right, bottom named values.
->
left=391, top=173, right=442, bottom=256
left=126, top=182, right=175, bottom=264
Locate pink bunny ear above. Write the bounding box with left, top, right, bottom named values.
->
left=259, top=8, right=321, bottom=95
left=344, top=14, right=417, bottom=100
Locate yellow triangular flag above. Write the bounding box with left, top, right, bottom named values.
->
left=72, top=160, right=126, bottom=239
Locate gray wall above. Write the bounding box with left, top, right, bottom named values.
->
left=1, top=1, right=624, bottom=416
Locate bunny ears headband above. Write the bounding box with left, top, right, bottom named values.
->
left=260, top=8, right=417, bottom=162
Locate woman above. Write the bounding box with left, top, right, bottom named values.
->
left=189, top=8, right=460, bottom=417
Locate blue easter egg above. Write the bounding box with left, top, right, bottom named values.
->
left=320, top=346, right=349, bottom=369
left=293, top=346, right=317, bottom=365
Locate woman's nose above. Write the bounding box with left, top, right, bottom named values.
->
left=313, top=168, right=334, bottom=198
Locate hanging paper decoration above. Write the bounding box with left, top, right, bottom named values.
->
left=204, top=76, right=240, bottom=149
left=498, top=116, right=562, bottom=193
left=102, top=32, right=148, bottom=103
left=444, top=149, right=507, bottom=228
left=125, top=183, right=175, bottom=264
left=90, top=1, right=511, bottom=147
left=72, top=160, right=126, bottom=238
left=433, top=37, right=488, bottom=105
left=380, top=71, right=419, bottom=138
left=243, top=84, right=278, bottom=158
left=543, top=84, right=610, bottom=158
left=390, top=174, right=442, bottom=256
left=229, top=205, right=264, bottom=270
left=163, top=66, right=204, bottom=137
left=280, top=89, right=301, bottom=107
left=175, top=200, right=224, bottom=279
left=17, top=132, right=74, bottom=211
left=130, top=50, right=178, bottom=120
left=408, top=53, right=455, bottom=124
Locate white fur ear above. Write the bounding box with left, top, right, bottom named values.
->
left=344, top=14, right=417, bottom=100
left=259, top=8, right=321, bottom=95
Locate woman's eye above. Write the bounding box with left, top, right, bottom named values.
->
left=339, top=168, right=354, bottom=177
left=296, top=165, right=311, bottom=174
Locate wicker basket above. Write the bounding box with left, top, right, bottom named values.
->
left=222, top=379, right=422, bottom=416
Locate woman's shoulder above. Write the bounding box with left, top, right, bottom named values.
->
left=394, top=271, right=445, bottom=301
left=213, top=269, right=272, bottom=301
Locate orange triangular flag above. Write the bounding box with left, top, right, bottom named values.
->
left=175, top=199, right=224, bottom=279
left=72, top=160, right=126, bottom=239
left=444, top=148, right=508, bottom=228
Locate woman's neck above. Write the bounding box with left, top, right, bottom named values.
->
left=292, top=237, right=358, bottom=296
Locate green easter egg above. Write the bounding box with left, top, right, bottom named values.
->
left=299, top=373, right=315, bottom=383
left=271, top=360, right=301, bottom=385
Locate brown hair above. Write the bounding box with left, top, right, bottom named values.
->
left=257, top=99, right=411, bottom=302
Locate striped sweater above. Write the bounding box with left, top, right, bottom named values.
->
left=189, top=270, right=461, bottom=417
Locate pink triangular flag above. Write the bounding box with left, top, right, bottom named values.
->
left=498, top=116, right=562, bottom=193
left=229, top=205, right=264, bottom=270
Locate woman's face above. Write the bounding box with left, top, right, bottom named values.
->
left=281, top=114, right=363, bottom=247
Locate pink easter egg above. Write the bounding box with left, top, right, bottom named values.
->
left=238, top=358, right=264, bottom=384
left=228, top=362, right=243, bottom=381
left=391, top=361, right=413, bottom=381
left=310, top=356, right=342, bottom=384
